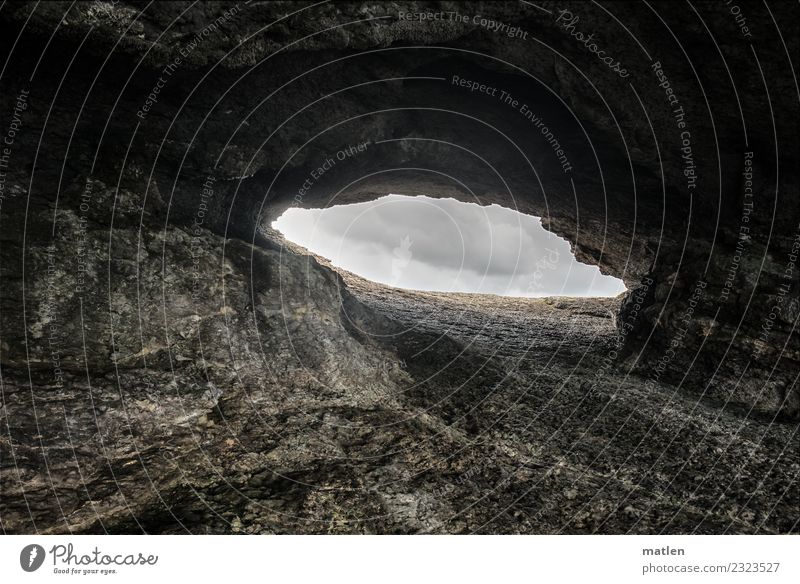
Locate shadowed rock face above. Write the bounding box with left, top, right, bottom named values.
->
left=0, top=2, right=797, bottom=534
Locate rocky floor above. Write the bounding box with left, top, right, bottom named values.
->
left=333, top=265, right=800, bottom=534
left=2, top=228, right=798, bottom=534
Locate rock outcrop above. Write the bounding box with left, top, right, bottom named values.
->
left=0, top=1, right=797, bottom=534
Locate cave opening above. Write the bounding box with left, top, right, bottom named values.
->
left=272, top=194, right=626, bottom=298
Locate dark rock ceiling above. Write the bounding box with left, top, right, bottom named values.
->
left=0, top=1, right=797, bottom=534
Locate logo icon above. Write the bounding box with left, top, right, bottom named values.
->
left=20, top=544, right=45, bottom=572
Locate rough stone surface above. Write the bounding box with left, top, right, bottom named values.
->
left=0, top=2, right=797, bottom=534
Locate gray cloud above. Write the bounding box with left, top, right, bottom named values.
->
left=273, top=195, right=626, bottom=297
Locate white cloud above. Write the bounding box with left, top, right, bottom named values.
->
left=273, top=195, right=626, bottom=297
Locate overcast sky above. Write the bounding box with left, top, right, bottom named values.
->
left=273, top=195, right=626, bottom=297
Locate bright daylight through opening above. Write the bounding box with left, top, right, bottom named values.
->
left=273, top=194, right=626, bottom=297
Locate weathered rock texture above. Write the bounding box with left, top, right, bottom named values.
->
left=0, top=1, right=797, bottom=534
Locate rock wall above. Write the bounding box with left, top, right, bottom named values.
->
left=0, top=2, right=797, bottom=533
